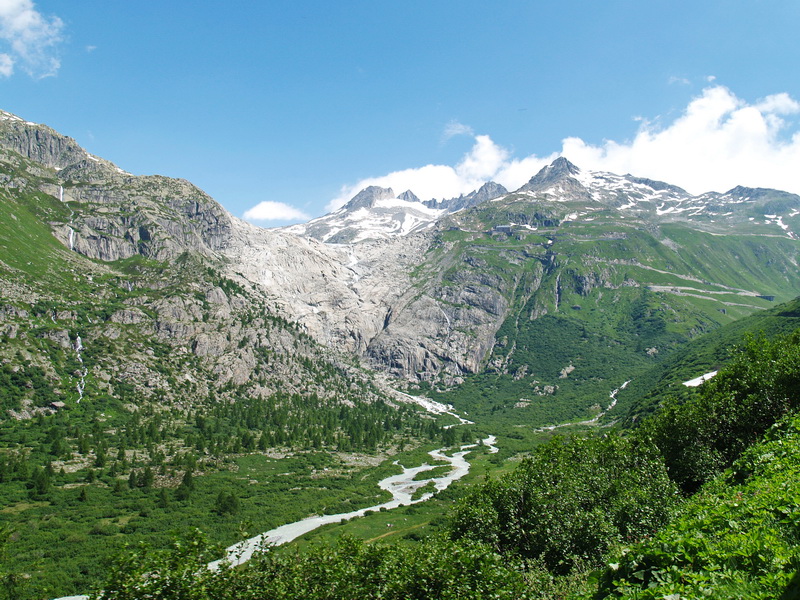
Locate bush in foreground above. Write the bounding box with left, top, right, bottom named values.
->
left=94, top=533, right=531, bottom=600
left=448, top=433, right=678, bottom=575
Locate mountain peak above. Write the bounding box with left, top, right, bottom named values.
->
left=517, top=157, right=583, bottom=195
left=549, top=156, right=580, bottom=174
left=399, top=190, right=421, bottom=203
left=343, top=186, right=396, bottom=211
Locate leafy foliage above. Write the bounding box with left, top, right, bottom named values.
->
left=94, top=533, right=531, bottom=600
left=589, top=412, right=800, bottom=599
left=448, top=433, right=678, bottom=574
left=641, top=331, right=800, bottom=493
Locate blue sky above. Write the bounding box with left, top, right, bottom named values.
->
left=2, top=1, right=800, bottom=224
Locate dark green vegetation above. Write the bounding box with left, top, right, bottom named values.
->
left=616, top=295, right=800, bottom=423
left=592, top=412, right=800, bottom=599
left=58, top=328, right=800, bottom=600
left=449, top=434, right=678, bottom=574
left=94, top=534, right=531, bottom=600
left=415, top=193, right=800, bottom=434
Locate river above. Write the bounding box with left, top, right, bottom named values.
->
left=208, top=435, right=497, bottom=569
left=53, top=435, right=497, bottom=599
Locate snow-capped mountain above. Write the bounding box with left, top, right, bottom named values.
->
left=283, top=181, right=511, bottom=243
left=513, top=157, right=800, bottom=238
left=288, top=156, right=800, bottom=243
left=284, top=186, right=446, bottom=243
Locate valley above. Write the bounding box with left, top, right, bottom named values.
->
left=2, top=109, right=800, bottom=598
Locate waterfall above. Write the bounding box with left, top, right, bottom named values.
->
left=68, top=226, right=75, bottom=251
left=73, top=334, right=87, bottom=403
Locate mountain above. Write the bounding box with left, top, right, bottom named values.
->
left=4, top=109, right=799, bottom=404
left=284, top=182, right=510, bottom=243
left=284, top=186, right=445, bottom=243
left=1, top=110, right=456, bottom=596
left=4, top=109, right=800, bottom=597
left=268, top=157, right=799, bottom=399
left=512, top=156, right=800, bottom=236
left=1, top=108, right=799, bottom=445
left=285, top=156, right=799, bottom=248
left=0, top=109, right=432, bottom=427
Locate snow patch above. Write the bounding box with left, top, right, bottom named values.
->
left=683, top=371, right=718, bottom=387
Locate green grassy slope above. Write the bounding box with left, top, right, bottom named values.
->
left=412, top=195, right=800, bottom=432
left=615, top=296, right=800, bottom=423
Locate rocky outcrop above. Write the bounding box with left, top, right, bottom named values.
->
left=1, top=110, right=232, bottom=262
left=427, top=181, right=508, bottom=212
left=343, top=186, right=396, bottom=210
left=0, top=111, right=90, bottom=169
left=224, top=213, right=529, bottom=381
left=56, top=175, right=233, bottom=261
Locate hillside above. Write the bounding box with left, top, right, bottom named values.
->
left=3, top=109, right=800, bottom=598
left=616, top=296, right=800, bottom=423
left=67, top=328, right=800, bottom=600
left=0, top=112, right=444, bottom=598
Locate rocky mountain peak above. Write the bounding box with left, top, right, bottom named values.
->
left=472, top=181, right=508, bottom=204
left=518, top=157, right=582, bottom=193
left=399, top=190, right=421, bottom=203
left=1, top=107, right=232, bottom=262
left=0, top=110, right=117, bottom=173
left=343, top=186, right=396, bottom=211
left=438, top=181, right=509, bottom=212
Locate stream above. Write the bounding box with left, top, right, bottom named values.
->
left=208, top=435, right=497, bottom=569
left=53, top=435, right=498, bottom=599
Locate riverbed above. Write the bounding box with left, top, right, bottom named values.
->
left=208, top=435, right=497, bottom=569
left=53, top=435, right=497, bottom=599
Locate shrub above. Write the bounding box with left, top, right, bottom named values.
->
left=448, top=433, right=678, bottom=574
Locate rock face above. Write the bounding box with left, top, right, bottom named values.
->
left=55, top=175, right=233, bottom=261
left=0, top=110, right=232, bottom=262
left=427, top=181, right=509, bottom=212
left=227, top=219, right=431, bottom=357
left=0, top=110, right=90, bottom=169
left=4, top=109, right=800, bottom=386
left=342, top=186, right=397, bottom=210
left=224, top=220, right=522, bottom=381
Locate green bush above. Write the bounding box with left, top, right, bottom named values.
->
left=95, top=533, right=531, bottom=600
left=589, top=412, right=800, bottom=599
left=641, top=331, right=800, bottom=493
left=448, top=433, right=678, bottom=574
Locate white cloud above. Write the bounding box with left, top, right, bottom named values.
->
left=442, top=120, right=474, bottom=141
left=325, top=85, right=800, bottom=214
left=668, top=76, right=691, bottom=86
left=243, top=201, right=311, bottom=222
left=0, top=51, right=12, bottom=76
left=0, top=0, right=64, bottom=78
left=561, top=85, right=800, bottom=195
left=326, top=134, right=545, bottom=212
left=754, top=92, right=800, bottom=115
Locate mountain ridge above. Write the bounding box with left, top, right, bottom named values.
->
left=285, top=155, right=800, bottom=245
left=3, top=107, right=800, bottom=390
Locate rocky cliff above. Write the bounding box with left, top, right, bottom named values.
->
left=4, top=109, right=800, bottom=390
